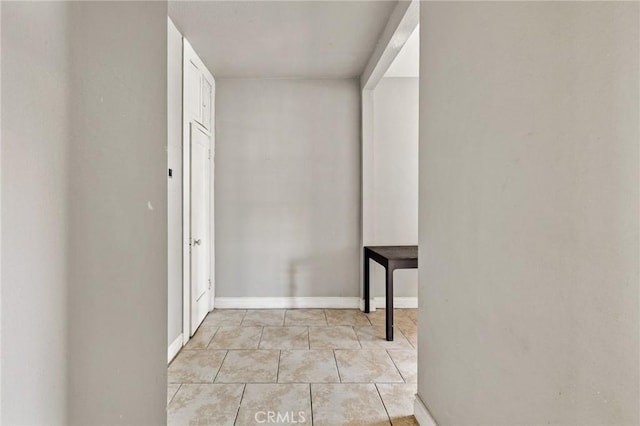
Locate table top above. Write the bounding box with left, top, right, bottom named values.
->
left=365, top=245, right=418, bottom=260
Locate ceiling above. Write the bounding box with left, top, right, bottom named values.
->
left=384, top=24, right=419, bottom=78
left=169, top=1, right=398, bottom=79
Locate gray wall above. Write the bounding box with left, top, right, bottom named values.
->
left=2, top=3, right=70, bottom=423
left=417, top=2, right=639, bottom=425
left=66, top=2, right=167, bottom=424
left=370, top=77, right=418, bottom=298
left=215, top=79, right=361, bottom=297
left=2, top=2, right=168, bottom=424
left=167, top=18, right=183, bottom=349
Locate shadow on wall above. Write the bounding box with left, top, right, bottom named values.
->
left=287, top=249, right=358, bottom=298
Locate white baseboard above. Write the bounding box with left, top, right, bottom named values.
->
left=375, top=296, right=418, bottom=309
left=214, top=297, right=417, bottom=310
left=214, top=297, right=361, bottom=309
left=359, top=299, right=377, bottom=312
left=168, top=333, right=183, bottom=364
left=414, top=394, right=438, bottom=426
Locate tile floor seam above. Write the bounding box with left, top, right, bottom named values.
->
left=233, top=383, right=247, bottom=426
left=212, top=350, right=229, bottom=383
left=276, top=349, right=282, bottom=383
left=398, top=328, right=416, bottom=350
left=386, top=349, right=408, bottom=383
left=352, top=325, right=363, bottom=349
left=374, top=383, right=394, bottom=426
left=256, top=326, right=265, bottom=348
left=307, top=326, right=311, bottom=350
left=408, top=331, right=417, bottom=350
left=167, top=383, right=181, bottom=406
left=332, top=349, right=343, bottom=383
left=355, top=326, right=367, bottom=348
left=205, top=326, right=220, bottom=349
left=308, top=383, right=314, bottom=426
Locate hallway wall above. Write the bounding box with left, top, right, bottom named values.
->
left=417, top=2, right=639, bottom=424
left=2, top=2, right=168, bottom=424
left=66, top=2, right=168, bottom=424
left=2, top=3, right=70, bottom=423
left=215, top=78, right=361, bottom=298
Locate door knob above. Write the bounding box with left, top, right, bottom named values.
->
left=193, top=239, right=201, bottom=246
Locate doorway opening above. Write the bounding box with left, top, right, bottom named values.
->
left=361, top=2, right=419, bottom=316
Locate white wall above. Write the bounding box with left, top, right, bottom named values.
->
left=167, top=18, right=183, bottom=351
left=369, top=77, right=419, bottom=298
left=215, top=79, right=361, bottom=298
left=417, top=2, right=639, bottom=424
left=2, top=3, right=70, bottom=423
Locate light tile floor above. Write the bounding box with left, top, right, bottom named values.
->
left=167, top=308, right=418, bottom=426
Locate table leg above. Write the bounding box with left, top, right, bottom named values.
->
left=364, top=251, right=370, bottom=313
left=386, top=266, right=394, bottom=341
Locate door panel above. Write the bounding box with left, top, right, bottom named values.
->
left=201, top=77, right=212, bottom=130
left=185, top=61, right=201, bottom=123
left=190, top=123, right=210, bottom=333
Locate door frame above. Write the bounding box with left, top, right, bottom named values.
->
left=359, top=0, right=418, bottom=311
left=182, top=38, right=216, bottom=345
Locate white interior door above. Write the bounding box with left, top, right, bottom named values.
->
left=190, top=123, right=210, bottom=333
left=183, top=38, right=215, bottom=342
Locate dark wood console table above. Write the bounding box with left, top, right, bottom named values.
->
left=364, top=245, right=418, bottom=341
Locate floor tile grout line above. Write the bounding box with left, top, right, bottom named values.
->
left=374, top=383, right=394, bottom=426
left=385, top=349, right=406, bottom=383
left=212, top=350, right=230, bottom=383
left=366, top=313, right=373, bottom=326
left=396, top=327, right=415, bottom=350
left=166, top=383, right=182, bottom=407
left=398, top=325, right=418, bottom=350
left=204, top=326, right=220, bottom=349
left=332, top=349, right=343, bottom=383
left=257, top=326, right=265, bottom=349
left=238, top=308, right=252, bottom=327
left=276, top=349, right=282, bottom=383
left=309, top=383, right=314, bottom=426
left=352, top=325, right=364, bottom=349
left=233, top=383, right=247, bottom=426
